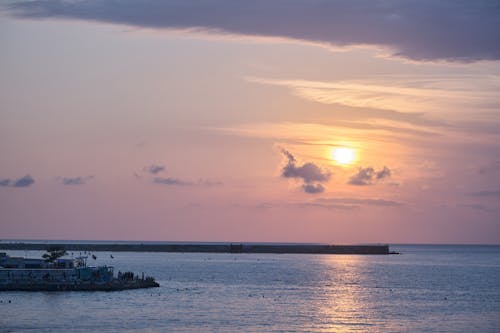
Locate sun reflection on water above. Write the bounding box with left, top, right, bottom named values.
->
left=312, top=255, right=378, bottom=332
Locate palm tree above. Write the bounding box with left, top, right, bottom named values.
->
left=42, top=246, right=67, bottom=263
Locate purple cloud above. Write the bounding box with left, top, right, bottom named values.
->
left=153, top=177, right=192, bottom=186
left=282, top=150, right=331, bottom=184
left=0, top=175, right=35, bottom=188
left=468, top=190, right=500, bottom=198
left=349, top=166, right=391, bottom=186
left=59, top=176, right=94, bottom=186
left=302, top=183, right=325, bottom=194
left=281, top=149, right=330, bottom=194
left=144, top=164, right=166, bottom=175
left=7, top=0, right=500, bottom=62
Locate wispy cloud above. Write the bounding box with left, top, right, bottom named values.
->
left=139, top=162, right=221, bottom=187
left=260, top=196, right=404, bottom=211
left=468, top=190, right=500, bottom=198
left=315, top=197, right=403, bottom=207
left=57, top=176, right=94, bottom=186
left=7, top=0, right=500, bottom=62
left=457, top=203, right=494, bottom=213
left=247, top=76, right=500, bottom=114
left=0, top=175, right=35, bottom=188
left=153, top=177, right=192, bottom=186
left=153, top=177, right=223, bottom=187
left=144, top=164, right=166, bottom=175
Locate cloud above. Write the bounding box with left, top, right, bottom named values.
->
left=315, top=197, right=403, bottom=207
left=281, top=149, right=330, bottom=194
left=468, top=190, right=500, bottom=198
left=153, top=177, right=192, bottom=186
left=144, top=164, right=166, bottom=175
left=291, top=202, right=358, bottom=210
left=152, top=177, right=222, bottom=187
left=7, top=0, right=500, bottom=62
left=282, top=149, right=330, bottom=183
left=58, top=176, right=94, bottom=186
left=197, top=179, right=223, bottom=187
left=376, top=166, right=391, bottom=180
left=457, top=203, right=494, bottom=213
left=247, top=76, right=500, bottom=115
left=141, top=162, right=222, bottom=187
left=302, top=183, right=325, bottom=194
left=0, top=175, right=35, bottom=188
left=349, top=166, right=391, bottom=186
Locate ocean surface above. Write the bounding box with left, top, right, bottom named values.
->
left=1, top=245, right=499, bottom=332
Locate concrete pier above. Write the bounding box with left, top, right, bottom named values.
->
left=0, top=242, right=391, bottom=254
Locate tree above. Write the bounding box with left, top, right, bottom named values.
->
left=42, top=246, right=67, bottom=263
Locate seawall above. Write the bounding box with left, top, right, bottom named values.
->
left=0, top=242, right=391, bottom=254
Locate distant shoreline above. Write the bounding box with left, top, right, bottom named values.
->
left=0, top=242, right=392, bottom=255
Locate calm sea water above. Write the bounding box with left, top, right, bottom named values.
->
left=1, top=245, right=499, bottom=332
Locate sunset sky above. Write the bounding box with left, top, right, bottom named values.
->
left=1, top=1, right=500, bottom=244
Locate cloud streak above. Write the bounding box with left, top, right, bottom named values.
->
left=153, top=177, right=192, bottom=186
left=315, top=197, right=403, bottom=207
left=58, top=176, right=94, bottom=186
left=7, top=0, right=500, bottom=62
left=247, top=76, right=500, bottom=114
left=144, top=164, right=166, bottom=175
left=468, top=190, right=500, bottom=198
left=153, top=177, right=222, bottom=187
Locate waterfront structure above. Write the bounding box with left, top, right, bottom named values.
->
left=0, top=253, right=159, bottom=291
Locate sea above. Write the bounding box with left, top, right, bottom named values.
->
left=1, top=244, right=499, bottom=332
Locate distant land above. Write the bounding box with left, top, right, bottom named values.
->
left=0, top=241, right=392, bottom=255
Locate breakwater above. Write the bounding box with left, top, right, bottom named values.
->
left=0, top=242, right=391, bottom=254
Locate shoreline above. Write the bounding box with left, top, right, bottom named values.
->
left=0, top=242, right=392, bottom=254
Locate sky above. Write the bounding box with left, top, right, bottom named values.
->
left=1, top=0, right=500, bottom=244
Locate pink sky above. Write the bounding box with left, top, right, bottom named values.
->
left=1, top=1, right=500, bottom=244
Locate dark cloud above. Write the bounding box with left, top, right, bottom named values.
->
left=144, top=164, right=166, bottom=175
left=7, top=0, right=500, bottom=62
left=281, top=149, right=330, bottom=194
left=302, top=183, right=325, bottom=194
left=153, top=177, right=192, bottom=186
left=282, top=150, right=330, bottom=183
left=348, top=167, right=375, bottom=186
left=376, top=166, right=391, bottom=180
left=0, top=175, right=35, bottom=188
left=13, top=175, right=35, bottom=187
left=349, top=166, right=391, bottom=186
left=59, top=176, right=94, bottom=186
left=0, top=179, right=11, bottom=187
left=468, top=190, right=500, bottom=198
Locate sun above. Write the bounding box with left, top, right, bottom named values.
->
left=332, top=147, right=355, bottom=165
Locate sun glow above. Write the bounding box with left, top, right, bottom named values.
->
left=332, top=147, right=355, bottom=165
